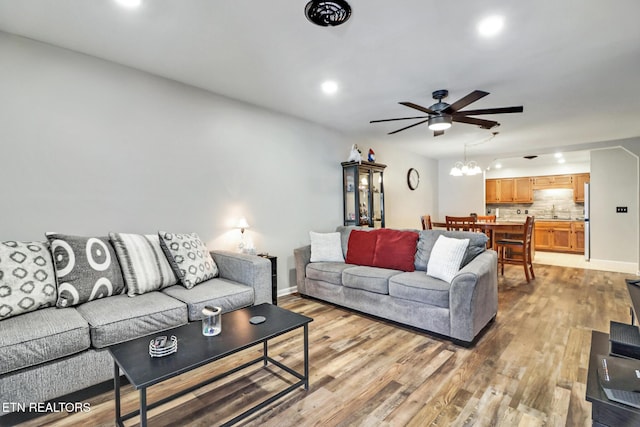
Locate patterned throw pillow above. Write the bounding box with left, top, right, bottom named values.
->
left=0, top=241, right=57, bottom=319
left=46, top=233, right=126, bottom=307
left=158, top=232, right=218, bottom=289
left=109, top=233, right=177, bottom=296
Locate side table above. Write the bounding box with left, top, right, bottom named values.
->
left=586, top=331, right=640, bottom=426
left=258, top=253, right=277, bottom=305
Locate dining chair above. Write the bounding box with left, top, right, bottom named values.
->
left=496, top=215, right=535, bottom=282
left=475, top=215, right=496, bottom=248
left=445, top=216, right=477, bottom=231
left=421, top=215, right=433, bottom=230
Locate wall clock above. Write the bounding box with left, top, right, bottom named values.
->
left=407, top=168, right=419, bottom=190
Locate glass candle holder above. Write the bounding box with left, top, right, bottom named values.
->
left=202, top=306, right=222, bottom=336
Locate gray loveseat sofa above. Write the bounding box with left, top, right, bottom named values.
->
left=1, top=234, right=271, bottom=420
left=294, top=226, right=498, bottom=346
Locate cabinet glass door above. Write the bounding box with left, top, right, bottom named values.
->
left=372, top=170, right=384, bottom=228
left=358, top=170, right=370, bottom=225
left=344, top=167, right=357, bottom=225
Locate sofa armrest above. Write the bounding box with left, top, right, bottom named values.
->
left=210, top=250, right=272, bottom=305
left=448, top=250, right=498, bottom=343
left=293, top=245, right=311, bottom=295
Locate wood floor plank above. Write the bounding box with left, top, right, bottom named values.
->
left=10, top=264, right=636, bottom=427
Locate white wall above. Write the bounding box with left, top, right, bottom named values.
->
left=437, top=159, right=485, bottom=219
left=0, top=33, right=440, bottom=294
left=366, top=143, right=438, bottom=229
left=486, top=162, right=590, bottom=179
left=590, top=147, right=639, bottom=265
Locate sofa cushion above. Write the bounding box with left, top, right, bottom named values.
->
left=309, top=231, right=344, bottom=262
left=371, top=229, right=418, bottom=272
left=306, top=262, right=353, bottom=286
left=389, top=272, right=451, bottom=308
left=427, top=235, right=470, bottom=283
left=75, top=292, right=188, bottom=348
left=0, top=307, right=90, bottom=375
left=162, top=278, right=253, bottom=321
left=159, top=231, right=218, bottom=289
left=46, top=233, right=126, bottom=308
left=0, top=241, right=57, bottom=319
left=345, top=229, right=378, bottom=266
left=109, top=232, right=178, bottom=296
left=415, top=230, right=487, bottom=271
left=342, top=266, right=401, bottom=294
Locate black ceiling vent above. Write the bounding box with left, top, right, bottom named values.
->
left=523, top=155, right=538, bottom=160
left=305, top=0, right=352, bottom=27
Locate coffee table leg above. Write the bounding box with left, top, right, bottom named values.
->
left=140, top=388, right=147, bottom=427
left=263, top=340, right=268, bottom=366
left=114, top=362, right=122, bottom=426
left=304, top=323, right=309, bottom=390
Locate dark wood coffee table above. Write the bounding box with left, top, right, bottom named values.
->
left=107, top=303, right=313, bottom=427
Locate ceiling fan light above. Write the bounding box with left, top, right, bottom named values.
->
left=428, top=115, right=452, bottom=131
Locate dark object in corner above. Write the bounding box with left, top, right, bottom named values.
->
left=305, top=0, right=352, bottom=26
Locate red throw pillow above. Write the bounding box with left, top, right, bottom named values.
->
left=345, top=230, right=378, bottom=266
left=372, top=229, right=418, bottom=271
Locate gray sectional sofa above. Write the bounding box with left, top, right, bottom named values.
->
left=0, top=242, right=271, bottom=419
left=294, top=226, right=498, bottom=345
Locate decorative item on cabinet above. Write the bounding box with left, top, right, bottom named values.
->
left=347, top=144, right=362, bottom=164
left=342, top=161, right=386, bottom=228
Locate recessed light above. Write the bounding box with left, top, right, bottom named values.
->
left=495, top=163, right=502, bottom=169
left=321, top=80, right=338, bottom=95
left=558, top=158, right=566, bottom=164
left=477, top=15, right=504, bottom=37
left=115, top=0, right=142, bottom=9
left=554, top=152, right=563, bottom=158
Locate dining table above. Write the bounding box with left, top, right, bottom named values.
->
left=431, top=220, right=528, bottom=252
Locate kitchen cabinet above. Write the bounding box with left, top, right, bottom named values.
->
left=572, top=222, right=585, bottom=252
left=513, top=177, right=533, bottom=202
left=534, top=220, right=584, bottom=253
left=485, top=178, right=532, bottom=204
left=573, top=173, right=590, bottom=202
left=532, top=174, right=574, bottom=189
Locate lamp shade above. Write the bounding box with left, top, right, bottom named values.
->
left=428, top=115, right=452, bottom=131
left=236, top=218, right=250, bottom=231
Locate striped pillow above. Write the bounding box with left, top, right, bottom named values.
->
left=109, top=233, right=177, bottom=296
left=426, top=235, right=470, bottom=283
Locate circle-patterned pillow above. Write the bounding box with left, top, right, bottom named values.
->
left=46, top=234, right=126, bottom=307
left=0, top=241, right=57, bottom=319
left=158, top=232, right=218, bottom=289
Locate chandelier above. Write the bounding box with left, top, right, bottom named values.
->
left=449, top=143, right=482, bottom=176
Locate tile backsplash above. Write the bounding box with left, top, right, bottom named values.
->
left=487, top=188, right=585, bottom=220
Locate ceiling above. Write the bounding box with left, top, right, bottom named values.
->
left=1, top=0, right=639, bottom=159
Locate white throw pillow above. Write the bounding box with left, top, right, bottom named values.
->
left=309, top=231, right=345, bottom=262
left=426, top=235, right=470, bottom=283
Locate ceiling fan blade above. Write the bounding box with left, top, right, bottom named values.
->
left=433, top=130, right=445, bottom=137
left=370, top=115, right=428, bottom=123
left=456, top=106, right=524, bottom=116
left=452, top=115, right=500, bottom=129
left=443, top=90, right=490, bottom=113
left=388, top=119, right=429, bottom=135
left=399, top=102, right=437, bottom=115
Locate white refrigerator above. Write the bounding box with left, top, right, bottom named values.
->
left=584, top=182, right=590, bottom=261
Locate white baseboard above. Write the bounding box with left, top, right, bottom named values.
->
left=588, top=258, right=639, bottom=275
left=277, top=286, right=298, bottom=297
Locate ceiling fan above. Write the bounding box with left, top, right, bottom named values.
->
left=370, top=89, right=523, bottom=137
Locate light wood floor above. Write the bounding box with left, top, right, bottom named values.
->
left=13, top=264, right=634, bottom=427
